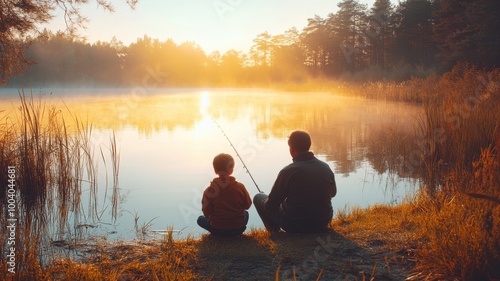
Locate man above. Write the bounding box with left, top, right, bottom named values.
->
left=254, top=131, right=337, bottom=233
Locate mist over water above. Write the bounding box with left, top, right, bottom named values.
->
left=0, top=88, right=423, bottom=239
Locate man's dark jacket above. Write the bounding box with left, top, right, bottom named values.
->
left=265, top=151, right=337, bottom=232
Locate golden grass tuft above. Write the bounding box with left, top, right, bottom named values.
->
left=410, top=148, right=500, bottom=280
left=49, top=260, right=105, bottom=281
left=404, top=64, right=500, bottom=280
left=247, top=227, right=278, bottom=254
left=332, top=202, right=423, bottom=253
left=46, top=233, right=198, bottom=281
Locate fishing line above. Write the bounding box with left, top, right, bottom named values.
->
left=212, top=118, right=262, bottom=193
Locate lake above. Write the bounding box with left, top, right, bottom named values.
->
left=0, top=88, right=422, bottom=240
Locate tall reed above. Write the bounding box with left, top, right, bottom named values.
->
left=0, top=90, right=120, bottom=280
left=410, top=64, right=500, bottom=280
left=420, top=64, right=500, bottom=191
left=410, top=147, right=500, bottom=280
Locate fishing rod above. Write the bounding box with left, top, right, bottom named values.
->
left=212, top=119, right=262, bottom=193
left=150, top=226, right=188, bottom=235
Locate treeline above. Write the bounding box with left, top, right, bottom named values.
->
left=7, top=0, right=500, bottom=87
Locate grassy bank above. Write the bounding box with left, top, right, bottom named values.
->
left=401, top=64, right=500, bottom=280
left=21, top=180, right=498, bottom=280
left=9, top=204, right=419, bottom=280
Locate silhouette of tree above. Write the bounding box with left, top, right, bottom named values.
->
left=5, top=0, right=500, bottom=86
left=122, top=35, right=173, bottom=86
left=433, top=0, right=500, bottom=70
left=270, top=28, right=307, bottom=82
left=219, top=50, right=245, bottom=85
left=172, top=41, right=206, bottom=86
left=332, top=0, right=368, bottom=71
left=250, top=32, right=273, bottom=67
left=248, top=32, right=273, bottom=83
left=206, top=51, right=222, bottom=84
left=0, top=0, right=137, bottom=84
left=301, top=15, right=330, bottom=75
left=392, top=0, right=437, bottom=68
left=367, top=0, right=394, bottom=69
left=9, top=30, right=123, bottom=86
left=300, top=1, right=369, bottom=75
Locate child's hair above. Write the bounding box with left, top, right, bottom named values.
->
left=213, top=153, right=235, bottom=174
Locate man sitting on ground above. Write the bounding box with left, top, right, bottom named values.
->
left=254, top=130, right=337, bottom=233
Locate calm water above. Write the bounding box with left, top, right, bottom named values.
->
left=0, top=88, right=422, bottom=239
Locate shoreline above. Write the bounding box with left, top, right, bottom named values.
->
left=42, top=203, right=418, bottom=280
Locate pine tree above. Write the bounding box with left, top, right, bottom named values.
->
left=434, top=0, right=500, bottom=69
left=393, top=0, right=438, bottom=68
left=367, top=0, right=394, bottom=69
left=332, top=0, right=369, bottom=71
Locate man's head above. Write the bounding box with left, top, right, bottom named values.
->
left=213, top=153, right=235, bottom=176
left=288, top=131, right=311, bottom=157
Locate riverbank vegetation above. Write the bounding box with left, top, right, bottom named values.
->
left=2, top=205, right=421, bottom=280
left=1, top=64, right=498, bottom=280
left=409, top=65, right=500, bottom=280
left=0, top=91, right=121, bottom=280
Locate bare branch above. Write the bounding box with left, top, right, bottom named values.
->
left=0, top=0, right=139, bottom=82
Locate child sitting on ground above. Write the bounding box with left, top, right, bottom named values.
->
left=197, top=153, right=252, bottom=236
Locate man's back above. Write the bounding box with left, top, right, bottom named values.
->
left=253, top=130, right=338, bottom=233
left=267, top=152, right=337, bottom=232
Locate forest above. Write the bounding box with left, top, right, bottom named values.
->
left=5, top=0, right=499, bottom=87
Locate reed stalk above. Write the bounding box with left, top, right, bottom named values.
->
left=410, top=64, right=500, bottom=279
left=0, top=90, right=121, bottom=280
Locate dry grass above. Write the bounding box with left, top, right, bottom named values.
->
left=37, top=224, right=412, bottom=281
left=409, top=148, right=500, bottom=281
left=333, top=203, right=421, bottom=249
left=0, top=90, right=120, bottom=280
left=406, top=64, right=500, bottom=280
left=270, top=71, right=439, bottom=103
left=49, top=234, right=198, bottom=281
left=420, top=64, right=500, bottom=185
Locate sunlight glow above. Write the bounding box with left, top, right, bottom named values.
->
left=199, top=91, right=210, bottom=116
left=193, top=91, right=213, bottom=138
left=193, top=116, right=214, bottom=138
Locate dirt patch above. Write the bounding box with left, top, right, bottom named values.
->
left=194, top=229, right=414, bottom=280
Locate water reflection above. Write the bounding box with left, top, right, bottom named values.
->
left=37, top=90, right=421, bottom=177
left=0, top=89, right=423, bottom=238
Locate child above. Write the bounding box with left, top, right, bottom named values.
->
left=197, top=153, right=252, bottom=236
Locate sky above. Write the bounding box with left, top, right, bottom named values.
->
left=45, top=0, right=376, bottom=54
